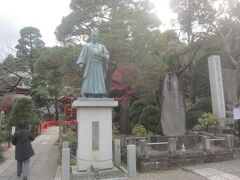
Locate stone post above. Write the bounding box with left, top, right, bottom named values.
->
left=62, top=141, right=70, bottom=180
left=139, top=139, right=147, bottom=156
left=129, top=137, right=135, bottom=144
left=113, top=139, right=121, bottom=166
left=62, top=141, right=69, bottom=149
left=224, top=134, right=234, bottom=149
left=127, top=145, right=137, bottom=177
left=168, top=138, right=176, bottom=154
left=208, top=55, right=226, bottom=127
left=202, top=136, right=210, bottom=151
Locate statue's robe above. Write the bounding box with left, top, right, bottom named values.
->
left=77, top=42, right=109, bottom=96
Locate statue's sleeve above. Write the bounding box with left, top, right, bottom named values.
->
left=101, top=45, right=109, bottom=64
left=76, top=45, right=87, bottom=67
left=101, top=45, right=109, bottom=77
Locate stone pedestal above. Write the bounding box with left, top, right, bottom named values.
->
left=73, top=98, right=118, bottom=171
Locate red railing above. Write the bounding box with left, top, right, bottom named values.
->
left=39, top=119, right=77, bottom=134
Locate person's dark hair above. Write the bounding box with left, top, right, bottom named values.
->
left=17, top=121, right=26, bottom=129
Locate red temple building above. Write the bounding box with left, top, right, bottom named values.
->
left=58, top=95, right=77, bottom=120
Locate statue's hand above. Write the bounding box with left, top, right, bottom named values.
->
left=92, top=48, right=99, bottom=56
left=79, top=64, right=84, bottom=68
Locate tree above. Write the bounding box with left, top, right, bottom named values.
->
left=35, top=46, right=81, bottom=94
left=56, top=0, right=160, bottom=44
left=15, top=27, right=45, bottom=74
left=31, top=76, right=51, bottom=115
left=139, top=105, right=161, bottom=134
left=170, top=0, right=240, bottom=103
left=56, top=0, right=164, bottom=97
left=35, top=46, right=81, bottom=143
left=35, top=46, right=81, bottom=119
left=191, top=56, right=211, bottom=102
left=170, top=0, right=240, bottom=66
left=129, top=99, right=147, bottom=126
left=0, top=55, right=23, bottom=96
left=10, top=97, right=37, bottom=127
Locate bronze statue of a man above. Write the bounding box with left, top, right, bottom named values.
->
left=77, top=31, right=109, bottom=97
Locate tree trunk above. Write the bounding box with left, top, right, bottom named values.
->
left=119, top=100, right=131, bottom=134
left=54, top=95, right=59, bottom=121
left=54, top=93, right=62, bottom=145
left=45, top=103, right=50, bottom=115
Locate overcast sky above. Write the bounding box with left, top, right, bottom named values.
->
left=0, top=0, right=175, bottom=59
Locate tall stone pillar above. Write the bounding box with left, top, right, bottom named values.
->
left=73, top=98, right=118, bottom=171
left=208, top=55, right=226, bottom=127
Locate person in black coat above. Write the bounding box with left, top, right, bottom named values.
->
left=12, top=122, right=35, bottom=180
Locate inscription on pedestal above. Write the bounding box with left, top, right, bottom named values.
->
left=92, top=121, right=99, bottom=150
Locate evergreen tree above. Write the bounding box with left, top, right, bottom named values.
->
left=10, top=97, right=37, bottom=127
left=15, top=27, right=45, bottom=74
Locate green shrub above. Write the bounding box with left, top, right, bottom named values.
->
left=189, top=98, right=212, bottom=112
left=63, top=129, right=77, bottom=145
left=129, top=100, right=147, bottom=126
left=10, top=97, right=38, bottom=127
left=0, top=127, right=9, bottom=143
left=186, top=110, right=205, bottom=129
left=62, top=128, right=77, bottom=156
left=139, top=105, right=162, bottom=134
left=198, top=112, right=219, bottom=129
left=132, top=123, right=147, bottom=137
left=112, top=123, right=121, bottom=139
left=153, top=89, right=160, bottom=106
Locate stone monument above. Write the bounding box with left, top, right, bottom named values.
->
left=160, top=72, right=186, bottom=136
left=208, top=55, right=226, bottom=126
left=73, top=30, right=118, bottom=171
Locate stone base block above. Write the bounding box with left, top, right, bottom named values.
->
left=71, top=166, right=127, bottom=180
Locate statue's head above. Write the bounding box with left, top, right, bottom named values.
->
left=91, top=30, right=99, bottom=43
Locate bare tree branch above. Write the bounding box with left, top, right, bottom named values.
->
left=178, top=44, right=201, bottom=75
left=0, top=61, right=23, bottom=95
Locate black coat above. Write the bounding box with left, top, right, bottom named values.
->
left=12, top=129, right=35, bottom=161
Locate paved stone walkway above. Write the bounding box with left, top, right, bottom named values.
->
left=0, top=127, right=59, bottom=180
left=131, top=159, right=240, bottom=180
left=133, top=169, right=206, bottom=180
left=193, top=168, right=240, bottom=180
left=183, top=159, right=240, bottom=180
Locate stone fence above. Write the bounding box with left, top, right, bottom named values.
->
left=118, top=134, right=239, bottom=172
